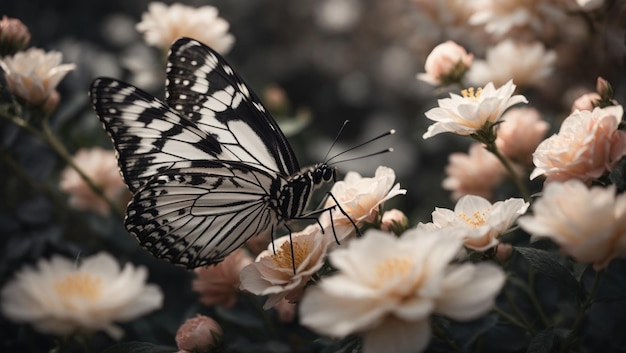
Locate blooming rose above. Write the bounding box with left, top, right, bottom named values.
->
left=442, top=143, right=506, bottom=200
left=59, top=148, right=129, bottom=216
left=423, top=80, right=527, bottom=139
left=300, top=229, right=506, bottom=353
left=531, top=105, right=626, bottom=184
left=175, top=314, right=222, bottom=353
left=0, top=47, right=75, bottom=106
left=320, top=166, right=406, bottom=241
left=418, top=195, right=529, bottom=251
left=518, top=180, right=626, bottom=269
left=136, top=2, right=234, bottom=53
left=495, top=107, right=550, bottom=165
left=466, top=40, right=557, bottom=89
left=192, top=249, right=252, bottom=308
left=417, top=40, right=473, bottom=86
left=239, top=225, right=332, bottom=309
left=0, top=16, right=31, bottom=56
left=0, top=252, right=163, bottom=339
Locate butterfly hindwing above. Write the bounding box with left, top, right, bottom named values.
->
left=126, top=161, right=279, bottom=267
left=165, top=38, right=299, bottom=177
left=90, top=78, right=222, bottom=193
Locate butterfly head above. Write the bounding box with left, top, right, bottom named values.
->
left=312, top=163, right=336, bottom=184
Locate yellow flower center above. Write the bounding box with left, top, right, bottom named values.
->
left=457, top=209, right=489, bottom=227
left=54, top=272, right=103, bottom=301
left=461, top=87, right=483, bottom=102
left=272, top=238, right=311, bottom=270
left=375, top=257, right=413, bottom=284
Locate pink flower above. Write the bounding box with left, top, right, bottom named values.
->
left=0, top=16, right=31, bottom=55
left=175, top=315, right=222, bottom=353
left=571, top=92, right=601, bottom=112
left=239, top=225, right=332, bottom=309
left=59, top=148, right=130, bottom=216
left=192, top=249, right=252, bottom=308
left=495, top=107, right=550, bottom=165
left=531, top=105, right=626, bottom=184
left=442, top=143, right=506, bottom=201
left=417, top=40, right=473, bottom=86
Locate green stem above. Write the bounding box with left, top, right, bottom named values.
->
left=485, top=143, right=531, bottom=202
left=0, top=109, right=123, bottom=217
left=493, top=306, right=528, bottom=331
left=527, top=270, right=551, bottom=328
left=503, top=289, right=534, bottom=334
left=560, top=270, right=604, bottom=353
left=432, top=320, right=461, bottom=353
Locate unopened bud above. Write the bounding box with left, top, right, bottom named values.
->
left=0, top=16, right=31, bottom=56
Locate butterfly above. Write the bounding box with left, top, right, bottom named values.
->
left=90, top=37, right=343, bottom=269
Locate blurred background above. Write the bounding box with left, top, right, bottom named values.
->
left=1, top=0, right=625, bottom=352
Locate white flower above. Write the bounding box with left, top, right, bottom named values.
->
left=417, top=40, right=473, bottom=86
left=518, top=180, right=626, bottom=269
left=0, top=47, right=75, bottom=105
left=239, top=225, right=332, bottom=309
left=419, top=195, right=529, bottom=251
left=423, top=80, right=527, bottom=139
left=299, top=229, right=506, bottom=353
left=531, top=105, right=626, bottom=184
left=320, top=166, right=406, bottom=240
left=136, top=2, right=234, bottom=53
left=442, top=143, right=506, bottom=201
left=466, top=40, right=557, bottom=89
left=59, top=148, right=129, bottom=216
left=0, top=252, right=163, bottom=340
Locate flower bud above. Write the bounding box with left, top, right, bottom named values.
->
left=175, top=315, right=222, bottom=353
left=571, top=92, right=601, bottom=112
left=380, top=209, right=409, bottom=235
left=417, top=41, right=473, bottom=86
left=0, top=16, right=31, bottom=56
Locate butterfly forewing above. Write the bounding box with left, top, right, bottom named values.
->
left=90, top=78, right=222, bottom=193
left=165, top=38, right=299, bottom=177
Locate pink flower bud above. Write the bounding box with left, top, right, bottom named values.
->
left=596, top=77, right=611, bottom=97
left=417, top=41, right=473, bottom=85
left=175, top=315, right=222, bottom=353
left=571, top=92, right=601, bottom=112
left=380, top=209, right=409, bottom=235
left=0, top=16, right=31, bottom=56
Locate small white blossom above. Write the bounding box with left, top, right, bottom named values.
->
left=419, top=195, right=529, bottom=251
left=136, top=2, right=234, bottom=53
left=1, top=252, right=163, bottom=340
left=423, top=80, right=527, bottom=139
left=300, top=229, right=506, bottom=353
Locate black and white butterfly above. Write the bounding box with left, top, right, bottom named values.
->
left=90, top=37, right=348, bottom=269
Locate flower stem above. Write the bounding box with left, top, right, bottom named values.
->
left=432, top=320, right=461, bottom=353
left=527, top=269, right=551, bottom=328
left=485, top=143, right=531, bottom=202
left=493, top=306, right=528, bottom=332
left=503, top=289, right=534, bottom=334
left=560, top=269, right=604, bottom=353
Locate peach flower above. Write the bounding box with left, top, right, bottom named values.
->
left=442, top=143, right=506, bottom=201
left=192, top=249, right=252, bottom=308
left=531, top=105, right=626, bottom=184
left=175, top=314, right=222, bottom=353
left=417, top=40, right=473, bottom=86
left=59, top=148, right=129, bottom=216
left=495, top=107, right=550, bottom=165
left=518, top=180, right=626, bottom=269
left=239, top=225, right=332, bottom=309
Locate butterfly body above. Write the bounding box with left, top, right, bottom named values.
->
left=90, top=38, right=337, bottom=268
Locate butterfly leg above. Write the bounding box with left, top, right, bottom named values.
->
left=326, top=192, right=362, bottom=238
left=284, top=224, right=297, bottom=275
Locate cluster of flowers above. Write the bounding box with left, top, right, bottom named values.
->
left=1, top=1, right=625, bottom=353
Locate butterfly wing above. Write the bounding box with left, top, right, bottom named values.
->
left=90, top=78, right=222, bottom=193
left=165, top=37, right=300, bottom=177
left=126, top=161, right=279, bottom=268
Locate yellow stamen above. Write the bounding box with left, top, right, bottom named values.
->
left=272, top=238, right=311, bottom=270
left=457, top=209, right=489, bottom=227
left=461, top=87, right=482, bottom=101
left=54, top=272, right=102, bottom=300
left=375, top=257, right=412, bottom=283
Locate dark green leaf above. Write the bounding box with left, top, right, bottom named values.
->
left=514, top=247, right=585, bottom=302
left=101, top=341, right=176, bottom=353
left=527, top=328, right=554, bottom=353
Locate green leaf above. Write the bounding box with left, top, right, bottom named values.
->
left=514, top=247, right=585, bottom=302
left=101, top=341, right=176, bottom=353
left=527, top=328, right=554, bottom=353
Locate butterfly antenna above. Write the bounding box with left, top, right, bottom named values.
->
left=326, top=129, right=395, bottom=164
left=323, top=120, right=351, bottom=162
left=329, top=148, right=394, bottom=166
